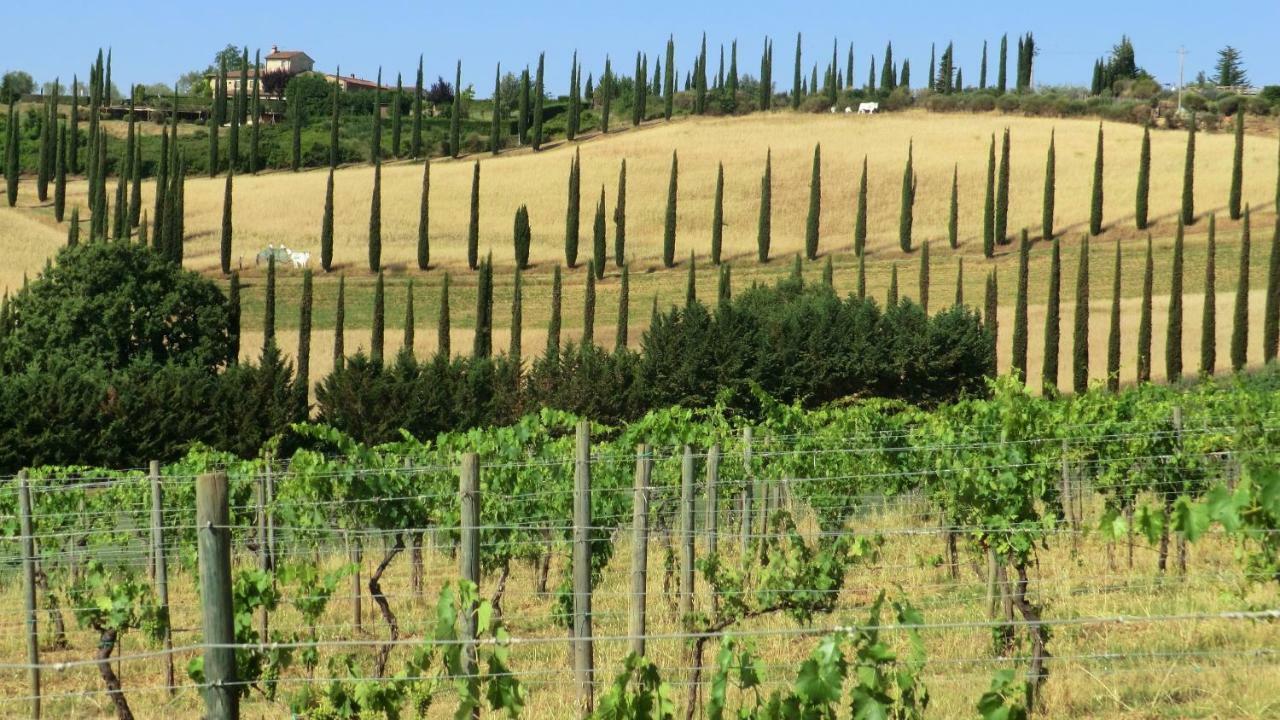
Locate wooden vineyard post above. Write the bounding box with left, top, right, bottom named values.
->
left=459, top=452, right=480, bottom=684
left=678, top=445, right=695, bottom=623
left=573, top=420, right=595, bottom=715
left=705, top=443, right=720, bottom=613
left=630, top=444, right=652, bottom=657
left=149, top=461, right=175, bottom=695
left=19, top=471, right=40, bottom=720
left=196, top=471, right=238, bottom=720
left=740, top=427, right=753, bottom=557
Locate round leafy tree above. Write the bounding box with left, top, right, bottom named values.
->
left=1, top=243, right=230, bottom=372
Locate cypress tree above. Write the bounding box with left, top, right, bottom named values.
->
left=823, top=256, right=834, bottom=287
left=882, top=42, right=896, bottom=92
left=718, top=262, right=732, bottom=306
left=518, top=67, right=530, bottom=144
left=799, top=144, right=821, bottom=259
left=392, top=72, right=403, bottom=158
left=614, top=159, right=627, bottom=267
left=887, top=264, right=899, bottom=306
left=1201, top=215, right=1218, bottom=376
left=979, top=40, right=989, bottom=89
left=321, top=169, right=335, bottom=272
left=417, top=158, right=430, bottom=270
left=369, top=159, right=382, bottom=272
left=855, top=156, right=868, bottom=256
left=514, top=204, right=532, bottom=269
left=450, top=61, right=462, bottom=158
left=5, top=99, right=18, bottom=207
left=1181, top=114, right=1196, bottom=225
left=1097, top=239, right=1119, bottom=394
left=593, top=187, right=606, bottom=278
left=112, top=172, right=127, bottom=241
left=370, top=271, right=385, bottom=364
left=370, top=67, right=383, bottom=162
left=663, top=150, right=678, bottom=268
left=1137, top=235, right=1154, bottom=383
left=547, top=265, right=562, bottom=356
left=1135, top=125, right=1151, bottom=230
left=54, top=124, right=67, bottom=222
left=664, top=37, right=676, bottom=120
left=290, top=88, right=302, bottom=172
left=927, top=44, right=936, bottom=93
left=298, top=269, right=313, bottom=407
left=711, top=162, right=725, bottom=264
left=984, top=270, right=999, bottom=359
left=1073, top=236, right=1091, bottom=393
left=601, top=58, right=613, bottom=134
left=1230, top=206, right=1251, bottom=372
left=633, top=53, right=645, bottom=127
left=250, top=50, right=261, bottom=172
left=229, top=56, right=242, bottom=171
left=1088, top=123, right=1105, bottom=236
left=510, top=268, right=522, bottom=365
left=329, top=66, right=340, bottom=169
left=412, top=55, right=424, bottom=158
left=757, top=150, right=772, bottom=262
left=438, top=273, right=451, bottom=358
left=533, top=53, right=546, bottom=148
left=983, top=135, right=996, bottom=257
left=138, top=211, right=147, bottom=246
left=67, top=208, right=80, bottom=246
left=565, top=150, right=580, bottom=267
left=583, top=261, right=596, bottom=346
left=997, top=34, right=1008, bottom=94
left=1042, top=130, right=1056, bottom=240
left=686, top=253, right=697, bottom=306
left=955, top=257, right=965, bottom=306
left=1265, top=214, right=1280, bottom=363
left=264, top=254, right=277, bottom=353
left=211, top=61, right=224, bottom=174
left=36, top=98, right=50, bottom=203
left=948, top=164, right=959, bottom=249
left=1166, top=218, right=1185, bottom=383
left=868, top=57, right=875, bottom=93
left=898, top=141, right=915, bottom=253
left=792, top=33, right=803, bottom=109
left=995, top=128, right=1010, bottom=245
left=1229, top=109, right=1244, bottom=221
left=490, top=64, right=502, bottom=155
left=857, top=252, right=866, bottom=300
left=69, top=76, right=80, bottom=174
left=467, top=161, right=480, bottom=270
left=228, top=271, right=241, bottom=364
left=1011, top=229, right=1030, bottom=380
left=129, top=137, right=141, bottom=230
left=220, top=170, right=233, bottom=274
left=616, top=264, right=630, bottom=351
left=474, top=256, right=493, bottom=357
left=1042, top=237, right=1061, bottom=394
left=918, top=241, right=931, bottom=313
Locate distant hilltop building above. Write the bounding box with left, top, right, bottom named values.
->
left=207, top=46, right=387, bottom=99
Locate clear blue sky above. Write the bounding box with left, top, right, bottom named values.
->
left=6, top=0, right=1277, bottom=93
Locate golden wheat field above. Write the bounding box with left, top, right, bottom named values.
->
left=3, top=110, right=1279, bottom=386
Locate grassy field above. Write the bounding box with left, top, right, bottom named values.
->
left=3, top=110, right=1280, bottom=386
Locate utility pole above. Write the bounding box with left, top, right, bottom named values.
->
left=1177, top=46, right=1187, bottom=112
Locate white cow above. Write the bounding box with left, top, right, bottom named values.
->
left=857, top=102, right=879, bottom=114
left=289, top=251, right=311, bottom=269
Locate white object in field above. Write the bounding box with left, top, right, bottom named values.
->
left=858, top=102, right=879, bottom=114
left=289, top=251, right=311, bottom=269
left=255, top=244, right=309, bottom=268
left=844, top=106, right=853, bottom=113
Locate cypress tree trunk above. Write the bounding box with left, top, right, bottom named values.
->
left=983, top=135, right=995, bottom=257
left=1135, top=126, right=1150, bottom=230
left=334, top=277, right=346, bottom=369
left=948, top=164, right=959, bottom=249
left=321, top=169, right=335, bottom=272
left=1107, top=240, right=1122, bottom=391
left=805, top=144, right=821, bottom=259
left=593, top=187, right=606, bottom=278
left=509, top=269, right=521, bottom=366
left=547, top=265, right=562, bottom=356
left=1181, top=115, right=1196, bottom=226
left=1137, top=236, right=1154, bottom=383
left=1042, top=238, right=1061, bottom=394
left=1202, top=216, right=1218, bottom=376
left=1089, top=124, right=1104, bottom=236
left=1230, top=207, right=1251, bottom=372
left=1073, top=236, right=1091, bottom=393
left=898, top=141, right=914, bottom=253
left=855, top=156, right=868, bottom=256
left=565, top=151, right=580, bottom=267
left=467, top=161, right=480, bottom=270
left=985, top=270, right=999, bottom=360
left=371, top=271, right=385, bottom=364
left=614, top=159, right=627, bottom=267
left=473, top=257, right=493, bottom=357
left=220, top=170, right=233, bottom=274
left=663, top=151, right=679, bottom=268
left=264, top=254, right=277, bottom=353
left=403, top=278, right=415, bottom=359
left=757, top=150, right=772, bottom=262
left=513, top=205, right=531, bottom=270
left=1043, top=131, right=1056, bottom=240
left=1229, top=110, right=1244, bottom=221
left=583, top=262, right=596, bottom=346
left=417, top=159, right=430, bottom=270
left=918, top=241, right=930, bottom=313
left=298, top=269, right=313, bottom=411
left=711, top=163, right=724, bottom=264
left=369, top=160, right=382, bottom=272
left=616, top=264, right=630, bottom=351
left=1011, top=229, right=1030, bottom=380
left=1166, top=219, right=1185, bottom=383
left=532, top=54, right=545, bottom=149
left=995, top=129, right=1010, bottom=245
left=438, top=273, right=451, bottom=358
left=1263, top=214, right=1280, bottom=364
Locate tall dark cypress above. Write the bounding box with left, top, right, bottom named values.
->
left=1042, top=237, right=1061, bottom=394
left=663, top=150, right=678, bottom=268
left=997, top=34, right=1008, bottom=94
left=664, top=37, right=676, bottom=120
left=1166, top=218, right=1185, bottom=383
left=887, top=264, right=899, bottom=306
left=1181, top=114, right=1196, bottom=226
left=417, top=158, right=430, bottom=270
left=805, top=144, right=821, bottom=259
left=1042, top=130, right=1056, bottom=240
left=67, top=208, right=80, bottom=246
left=1088, top=123, right=1105, bottom=236
left=227, top=271, right=241, bottom=364
left=948, top=164, right=959, bottom=249
left=1230, top=206, right=1251, bottom=371
left=392, top=72, right=403, bottom=158
left=371, top=271, right=385, bottom=364
left=467, top=161, right=480, bottom=270
left=329, top=66, right=341, bottom=169
left=321, top=169, right=335, bottom=271
left=1073, top=236, right=1090, bottom=393
left=6, top=99, right=21, bottom=207
left=601, top=58, right=613, bottom=133
left=69, top=76, right=80, bottom=175
left=955, top=257, right=965, bottom=306
left=898, top=141, right=915, bottom=253
left=918, top=241, right=931, bottom=313
left=711, top=162, right=725, bottom=264
left=450, top=61, right=462, bottom=158
left=518, top=67, right=531, bottom=145
left=856, top=252, right=866, bottom=299
left=855, top=156, right=869, bottom=256
left=979, top=40, right=989, bottom=89
left=230, top=52, right=243, bottom=171
left=616, top=264, right=630, bottom=351
left=290, top=88, right=302, bottom=172
left=547, top=265, right=562, bottom=356
left=368, top=159, right=382, bottom=272
left=1100, top=238, right=1121, bottom=389
left=490, top=64, right=502, bottom=155
left=250, top=50, right=261, bottom=173
left=1229, top=109, right=1244, bottom=221
left=1264, top=213, right=1280, bottom=364
left=473, top=256, right=493, bottom=357
left=128, top=137, right=142, bottom=230
left=1135, top=125, right=1151, bottom=230
left=403, top=280, right=416, bottom=358
left=513, top=204, right=531, bottom=269
left=614, top=159, right=627, bottom=267
left=1011, top=229, right=1030, bottom=380
left=1202, top=215, right=1218, bottom=376
left=298, top=269, right=313, bottom=408
left=263, top=254, right=277, bottom=353
left=532, top=54, right=546, bottom=148
left=565, top=150, right=580, bottom=267
left=791, top=33, right=803, bottom=109
left=632, top=53, right=645, bottom=127
left=509, top=269, right=522, bottom=366
left=333, top=276, right=346, bottom=369
left=995, top=128, right=1010, bottom=245
left=370, top=67, right=384, bottom=163
left=757, top=150, right=772, bottom=262
left=220, top=170, right=233, bottom=274
left=437, top=273, right=451, bottom=358
left=583, top=262, right=596, bottom=346
left=36, top=97, right=50, bottom=203
left=54, top=124, right=67, bottom=222
left=718, top=262, right=732, bottom=306
left=1137, top=235, right=1154, bottom=383
left=983, top=135, right=995, bottom=257
left=592, top=186, right=606, bottom=278
left=412, top=56, right=424, bottom=158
